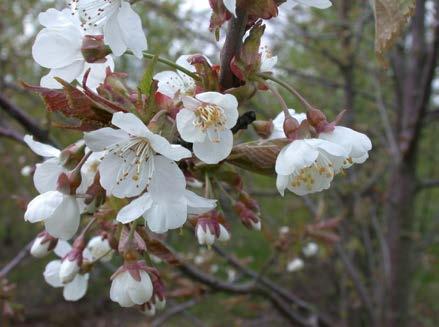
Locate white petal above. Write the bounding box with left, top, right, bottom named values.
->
left=223, top=0, right=237, bottom=17
left=275, top=140, right=318, bottom=175
left=276, top=174, right=289, bottom=196
left=24, top=135, right=60, bottom=158
left=110, top=272, right=135, bottom=307
left=185, top=190, right=217, bottom=215
left=144, top=197, right=187, bottom=233
left=44, top=195, right=80, bottom=240
left=182, top=96, right=201, bottom=111
left=84, top=127, right=130, bottom=152
left=44, top=260, right=63, bottom=288
left=127, top=271, right=153, bottom=305
left=63, top=274, right=89, bottom=301
left=149, top=134, right=192, bottom=161
left=176, top=108, right=206, bottom=143
left=54, top=240, right=72, bottom=258
left=116, top=2, right=147, bottom=58
left=40, top=61, right=85, bottom=88
left=149, top=156, right=187, bottom=201
left=33, top=159, right=66, bottom=193
left=80, top=56, right=115, bottom=90
left=24, top=191, right=64, bottom=223
left=111, top=112, right=150, bottom=138
left=154, top=71, right=186, bottom=98
left=193, top=129, right=234, bottom=164
left=117, top=193, right=153, bottom=224
left=104, top=13, right=127, bottom=57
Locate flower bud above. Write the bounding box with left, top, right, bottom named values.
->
left=283, top=115, right=300, bottom=140
left=59, top=257, right=81, bottom=284
left=141, top=302, right=156, bottom=317
left=21, top=165, right=34, bottom=177
left=234, top=202, right=261, bottom=231
left=195, top=214, right=230, bottom=246
left=86, top=235, right=114, bottom=262
left=110, top=260, right=153, bottom=307
left=30, top=232, right=58, bottom=258
left=302, top=242, right=319, bottom=258
left=81, top=35, right=111, bottom=64
left=286, top=258, right=304, bottom=272
left=252, top=120, right=274, bottom=139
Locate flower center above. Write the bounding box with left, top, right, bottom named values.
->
left=69, top=0, right=121, bottom=30
left=290, top=159, right=334, bottom=190
left=107, top=137, right=154, bottom=187
left=193, top=104, right=226, bottom=131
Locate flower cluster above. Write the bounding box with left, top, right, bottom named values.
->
left=22, top=0, right=371, bottom=313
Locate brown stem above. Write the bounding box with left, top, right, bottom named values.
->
left=219, top=6, right=248, bottom=89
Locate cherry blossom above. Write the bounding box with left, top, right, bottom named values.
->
left=30, top=231, right=58, bottom=258
left=86, top=236, right=114, bottom=262
left=23, top=135, right=66, bottom=194
left=259, top=45, right=278, bottom=73
left=286, top=258, right=304, bottom=272
left=195, top=215, right=230, bottom=246
left=154, top=55, right=210, bottom=99
left=275, top=139, right=348, bottom=196
left=43, top=241, right=90, bottom=302
left=269, top=109, right=306, bottom=140
left=116, top=156, right=216, bottom=233
left=177, top=92, right=239, bottom=164
left=24, top=191, right=81, bottom=240
left=71, top=0, right=148, bottom=58
left=32, top=8, right=114, bottom=90
left=319, top=126, right=372, bottom=168
left=84, top=112, right=191, bottom=198
left=302, top=242, right=319, bottom=257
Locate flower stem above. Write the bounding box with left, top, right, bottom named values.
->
left=262, top=80, right=292, bottom=119
left=258, top=73, right=315, bottom=111
left=126, top=50, right=200, bottom=81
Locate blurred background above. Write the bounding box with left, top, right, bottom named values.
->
left=0, top=0, right=438, bottom=326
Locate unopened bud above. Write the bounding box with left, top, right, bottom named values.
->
left=30, top=232, right=58, bottom=258
left=86, top=235, right=114, bottom=262
left=81, top=35, right=111, bottom=63
left=306, top=107, right=334, bottom=134
left=252, top=120, right=274, bottom=139
left=141, top=302, right=156, bottom=316
left=195, top=214, right=230, bottom=246
left=59, top=257, right=81, bottom=284
left=283, top=116, right=300, bottom=140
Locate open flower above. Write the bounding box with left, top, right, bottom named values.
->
left=84, top=112, right=191, bottom=198
left=24, top=135, right=66, bottom=193
left=72, top=0, right=147, bottom=59
left=154, top=55, right=208, bottom=99
left=319, top=126, right=372, bottom=168
left=275, top=139, right=348, bottom=196
left=110, top=260, right=153, bottom=307
left=116, top=156, right=216, bottom=233
left=24, top=190, right=81, bottom=240
left=86, top=235, right=114, bottom=262
left=32, top=8, right=114, bottom=89
left=177, top=92, right=239, bottom=164
left=43, top=240, right=91, bottom=302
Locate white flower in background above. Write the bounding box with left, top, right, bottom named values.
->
left=141, top=302, right=156, bottom=316
left=30, top=231, right=58, bottom=258
left=275, top=139, right=348, bottom=196
left=76, top=151, right=104, bottom=193
left=259, top=45, right=278, bottom=73
left=284, top=0, right=332, bottom=9
left=154, top=55, right=209, bottom=99
left=86, top=236, right=114, bottom=262
left=269, top=109, right=306, bottom=140
left=286, top=258, right=304, bottom=272
left=195, top=220, right=230, bottom=246
left=24, top=191, right=80, bottom=240
left=21, top=165, right=33, bottom=177
left=43, top=240, right=90, bottom=301
left=72, top=0, right=147, bottom=58
left=177, top=92, right=239, bottom=164
left=24, top=135, right=66, bottom=194
left=302, top=242, right=319, bottom=257
left=116, top=155, right=216, bottom=233
left=32, top=8, right=114, bottom=90
left=84, top=112, right=191, bottom=198
left=110, top=262, right=153, bottom=307
left=223, top=0, right=237, bottom=17
left=319, top=126, right=372, bottom=168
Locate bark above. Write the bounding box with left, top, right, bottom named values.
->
left=385, top=1, right=438, bottom=325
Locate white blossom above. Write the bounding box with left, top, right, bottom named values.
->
left=195, top=222, right=230, bottom=246
left=43, top=240, right=90, bottom=301
left=30, top=232, right=57, bottom=258
left=72, top=0, right=147, bottom=58
left=86, top=236, right=114, bottom=262
left=84, top=112, right=191, bottom=198
left=110, top=269, right=153, bottom=307
left=24, top=191, right=80, bottom=240
left=154, top=55, right=210, bottom=99
left=275, top=139, right=348, bottom=196
left=32, top=8, right=114, bottom=89
left=177, top=92, right=239, bottom=164
left=24, top=135, right=65, bottom=194
left=116, top=156, right=216, bottom=233
left=269, top=109, right=306, bottom=140
left=302, top=242, right=319, bottom=257
left=259, top=45, right=278, bottom=73
left=286, top=258, right=304, bottom=272
left=59, top=258, right=81, bottom=284
left=319, top=126, right=372, bottom=168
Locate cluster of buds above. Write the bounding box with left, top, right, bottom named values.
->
left=30, top=231, right=58, bottom=258
left=234, top=191, right=261, bottom=231
left=195, top=211, right=230, bottom=246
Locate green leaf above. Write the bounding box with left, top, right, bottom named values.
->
left=371, top=0, right=416, bottom=67
left=139, top=54, right=158, bottom=95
